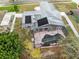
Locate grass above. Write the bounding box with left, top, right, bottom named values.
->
left=55, top=3, right=77, bottom=12
left=73, top=15, right=79, bottom=23
left=62, top=16, right=75, bottom=38
left=56, top=2, right=79, bottom=36
left=14, top=18, right=41, bottom=59
left=0, top=3, right=38, bottom=12
left=68, top=15, right=79, bottom=32
left=0, top=2, right=77, bottom=12
left=19, top=3, right=38, bottom=12
left=0, top=5, right=14, bottom=12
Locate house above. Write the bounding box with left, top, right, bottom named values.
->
left=22, top=1, right=67, bottom=48
left=22, top=11, right=67, bottom=48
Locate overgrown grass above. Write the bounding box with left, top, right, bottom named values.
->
left=19, top=3, right=38, bottom=12
left=62, top=16, right=75, bottom=37
left=55, top=3, right=77, bottom=12
left=68, top=15, right=79, bottom=32
left=14, top=18, right=41, bottom=59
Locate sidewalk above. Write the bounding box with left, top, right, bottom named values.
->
left=61, top=12, right=79, bottom=37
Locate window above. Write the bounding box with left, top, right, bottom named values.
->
left=44, top=28, right=48, bottom=31
left=37, top=17, right=48, bottom=26
left=25, top=16, right=31, bottom=24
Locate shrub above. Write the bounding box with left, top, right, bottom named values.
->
left=0, top=32, right=22, bottom=59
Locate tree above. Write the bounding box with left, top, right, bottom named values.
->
left=0, top=32, right=22, bottom=59
left=14, top=5, right=19, bottom=12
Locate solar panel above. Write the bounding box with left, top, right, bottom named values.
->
left=37, top=17, right=48, bottom=26
left=25, top=16, right=31, bottom=24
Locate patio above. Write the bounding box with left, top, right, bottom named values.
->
left=33, top=29, right=65, bottom=47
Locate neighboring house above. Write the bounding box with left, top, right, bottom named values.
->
left=22, top=1, right=67, bottom=48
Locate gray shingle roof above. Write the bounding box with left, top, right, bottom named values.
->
left=22, top=1, right=65, bottom=30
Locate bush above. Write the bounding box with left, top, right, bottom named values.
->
left=0, top=32, right=22, bottom=59
left=14, top=5, right=19, bottom=12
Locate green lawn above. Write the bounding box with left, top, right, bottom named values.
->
left=0, top=5, right=15, bottom=12
left=68, top=16, right=79, bottom=32
left=0, top=3, right=38, bottom=12
left=62, top=16, right=75, bottom=38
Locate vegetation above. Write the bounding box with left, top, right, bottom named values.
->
left=19, top=3, right=38, bottom=12
left=0, top=5, right=19, bottom=12
left=59, top=37, right=79, bottom=59
left=73, top=15, right=79, bottom=23
left=0, top=3, right=38, bottom=12
left=0, top=0, right=19, bottom=13
left=14, top=18, right=41, bottom=59
left=68, top=15, right=79, bottom=32
left=0, top=5, right=15, bottom=12
left=14, top=5, right=19, bottom=12
left=0, top=32, right=22, bottom=59
left=55, top=3, right=77, bottom=12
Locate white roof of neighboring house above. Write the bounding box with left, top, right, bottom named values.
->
left=0, top=12, right=15, bottom=26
